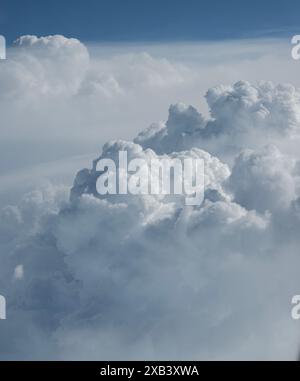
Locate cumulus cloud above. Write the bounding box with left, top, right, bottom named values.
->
left=0, top=35, right=203, bottom=174
left=2, top=35, right=300, bottom=174
left=1, top=115, right=300, bottom=361
left=70, top=139, right=230, bottom=206
left=135, top=81, right=300, bottom=160
left=1, top=35, right=300, bottom=360
left=228, top=144, right=299, bottom=213
left=0, top=35, right=89, bottom=99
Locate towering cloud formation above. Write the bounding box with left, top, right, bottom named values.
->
left=135, top=81, right=300, bottom=160
left=1, top=35, right=89, bottom=99
left=1, top=36, right=300, bottom=360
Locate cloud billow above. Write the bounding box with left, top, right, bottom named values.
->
left=1, top=35, right=300, bottom=360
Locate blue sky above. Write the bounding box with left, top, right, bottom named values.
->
left=0, top=0, right=299, bottom=44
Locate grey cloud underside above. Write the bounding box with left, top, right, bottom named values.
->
left=1, top=35, right=300, bottom=360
